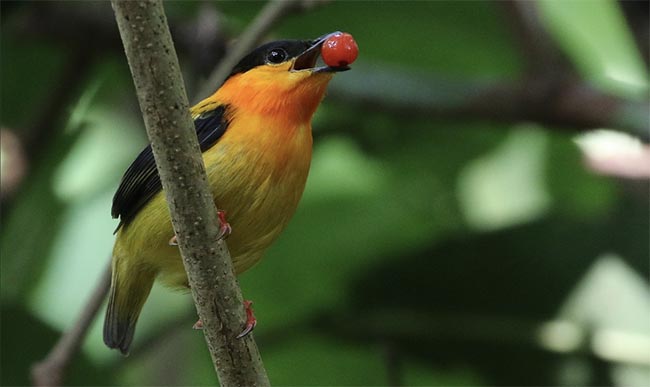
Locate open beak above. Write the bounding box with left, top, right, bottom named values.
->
left=291, top=31, right=351, bottom=73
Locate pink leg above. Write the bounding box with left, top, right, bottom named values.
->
left=236, top=300, right=257, bottom=339
left=169, top=210, right=231, bottom=246
left=216, top=210, right=232, bottom=240
left=192, top=300, right=257, bottom=338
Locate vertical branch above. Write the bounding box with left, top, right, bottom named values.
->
left=111, top=1, right=269, bottom=386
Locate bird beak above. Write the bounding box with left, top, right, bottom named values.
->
left=291, top=31, right=351, bottom=73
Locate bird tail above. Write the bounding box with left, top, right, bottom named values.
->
left=103, top=257, right=155, bottom=356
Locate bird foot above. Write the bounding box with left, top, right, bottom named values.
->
left=191, top=300, right=257, bottom=339
left=216, top=210, right=232, bottom=240
left=168, top=210, right=231, bottom=246
left=236, top=300, right=257, bottom=339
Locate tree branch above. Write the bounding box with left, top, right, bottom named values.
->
left=326, top=1, right=649, bottom=142
left=327, top=66, right=649, bottom=141
left=11, top=1, right=645, bottom=140
left=111, top=1, right=268, bottom=385
left=31, top=262, right=111, bottom=387
left=501, top=0, right=571, bottom=77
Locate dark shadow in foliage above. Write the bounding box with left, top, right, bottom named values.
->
left=0, top=127, right=84, bottom=303
left=316, top=192, right=648, bottom=386
left=0, top=303, right=115, bottom=386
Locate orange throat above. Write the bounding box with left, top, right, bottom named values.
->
left=209, top=69, right=334, bottom=129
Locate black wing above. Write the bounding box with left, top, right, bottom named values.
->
left=111, top=105, right=229, bottom=232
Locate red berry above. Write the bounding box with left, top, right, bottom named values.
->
left=322, top=32, right=359, bottom=68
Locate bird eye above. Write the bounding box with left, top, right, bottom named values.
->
left=266, top=48, right=288, bottom=64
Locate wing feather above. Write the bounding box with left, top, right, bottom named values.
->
left=111, top=105, right=229, bottom=231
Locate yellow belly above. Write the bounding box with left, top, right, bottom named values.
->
left=113, top=116, right=312, bottom=289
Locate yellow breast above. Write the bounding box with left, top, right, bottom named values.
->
left=203, top=110, right=313, bottom=273
left=114, top=110, right=312, bottom=288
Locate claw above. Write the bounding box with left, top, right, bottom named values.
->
left=169, top=210, right=230, bottom=247
left=217, top=210, right=232, bottom=240
left=191, top=301, right=256, bottom=338
left=236, top=300, right=257, bottom=339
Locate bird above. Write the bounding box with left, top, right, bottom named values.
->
left=103, top=32, right=358, bottom=355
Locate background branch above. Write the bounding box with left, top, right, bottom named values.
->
left=502, top=0, right=571, bottom=77
left=326, top=0, right=649, bottom=142
left=197, top=0, right=328, bottom=100
left=30, top=262, right=111, bottom=387
left=328, top=67, right=649, bottom=141
left=7, top=1, right=645, bottom=140
left=111, top=1, right=268, bottom=385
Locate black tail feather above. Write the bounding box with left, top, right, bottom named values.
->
left=103, top=268, right=155, bottom=356
left=103, top=283, right=137, bottom=355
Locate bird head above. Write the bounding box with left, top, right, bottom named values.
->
left=210, top=32, right=352, bottom=123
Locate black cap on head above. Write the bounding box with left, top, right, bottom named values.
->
left=228, top=40, right=313, bottom=79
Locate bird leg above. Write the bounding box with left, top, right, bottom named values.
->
left=216, top=210, right=232, bottom=240
left=192, top=300, right=257, bottom=339
left=237, top=300, right=257, bottom=339
left=169, top=210, right=231, bottom=246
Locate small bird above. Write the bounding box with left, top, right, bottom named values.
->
left=103, top=32, right=358, bottom=355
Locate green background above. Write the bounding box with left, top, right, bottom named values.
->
left=1, top=1, right=648, bottom=386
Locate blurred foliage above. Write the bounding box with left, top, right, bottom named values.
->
left=1, top=1, right=648, bottom=386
